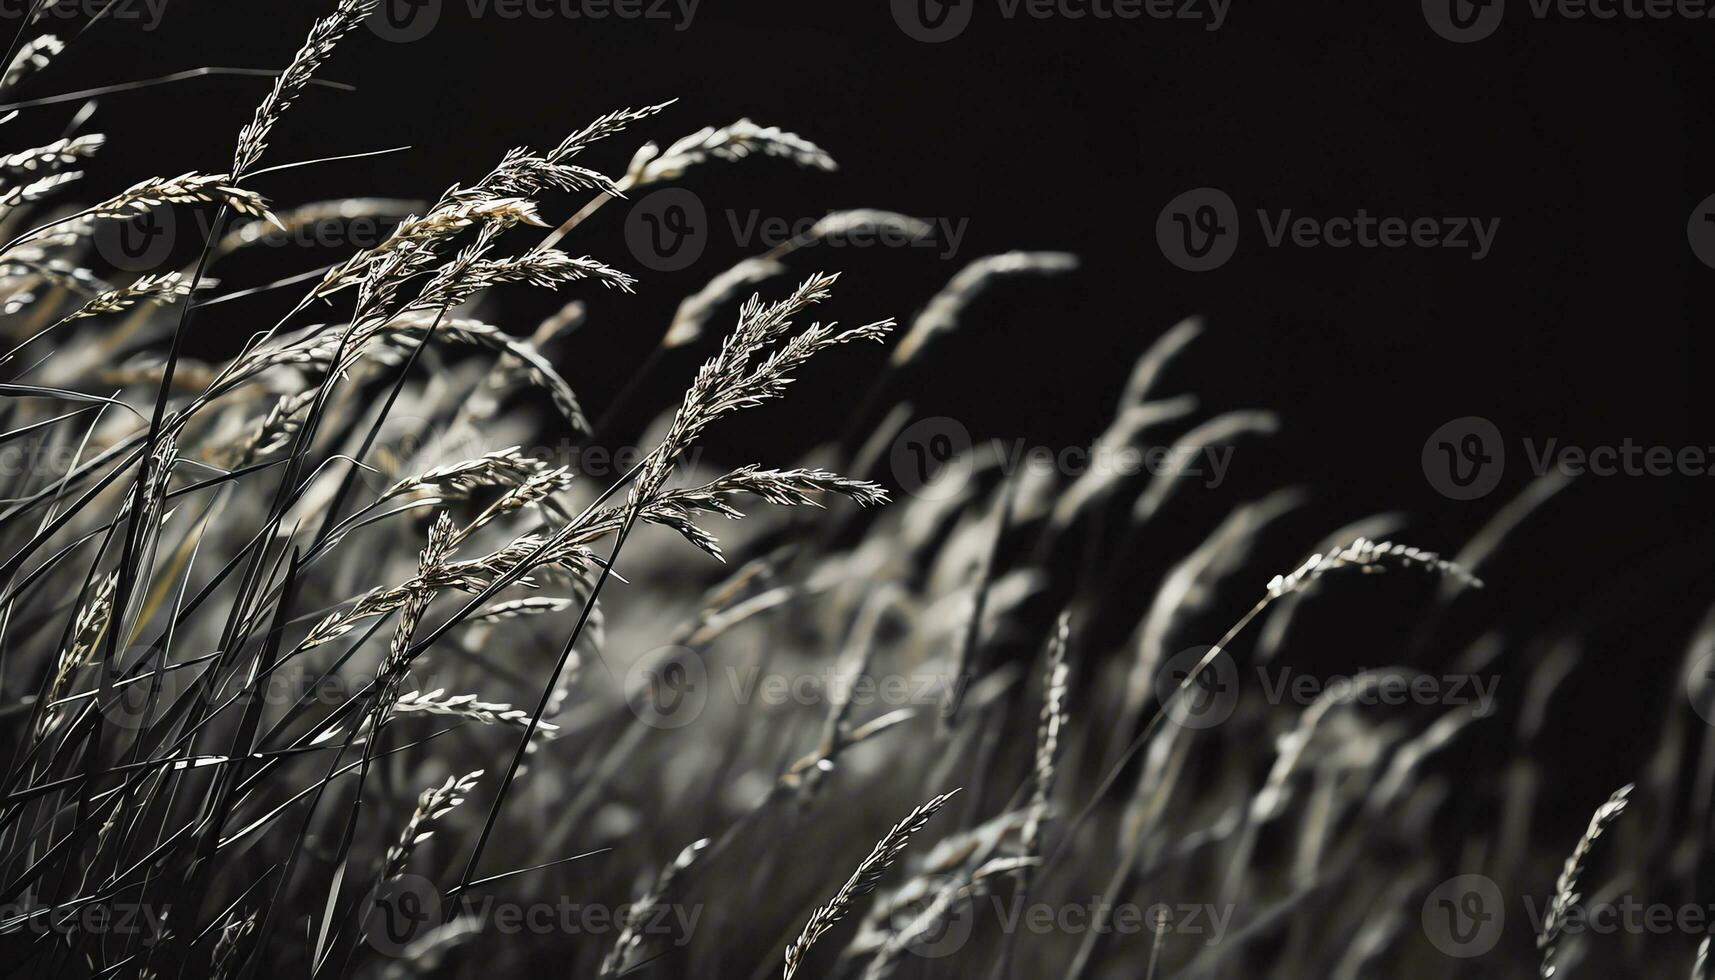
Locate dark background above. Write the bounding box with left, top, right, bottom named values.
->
left=11, top=0, right=1713, bottom=816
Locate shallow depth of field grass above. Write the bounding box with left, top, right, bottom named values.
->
left=0, top=5, right=1709, bottom=979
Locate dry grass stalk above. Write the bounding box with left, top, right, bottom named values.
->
left=1267, top=536, right=1483, bottom=599
left=0, top=171, right=82, bottom=208
left=631, top=118, right=835, bottom=186
left=391, top=689, right=562, bottom=735
left=87, top=172, right=279, bottom=225
left=890, top=251, right=1078, bottom=366
left=383, top=769, right=484, bottom=879
left=0, top=134, right=103, bottom=173
left=1539, top=783, right=1634, bottom=978
left=67, top=272, right=198, bottom=320
left=374, top=513, right=460, bottom=704
left=232, top=0, right=378, bottom=176
left=210, top=908, right=258, bottom=980
left=600, top=837, right=711, bottom=977
left=1022, top=612, right=1071, bottom=858
left=1, top=34, right=62, bottom=91
left=213, top=197, right=420, bottom=255
left=782, top=789, right=959, bottom=980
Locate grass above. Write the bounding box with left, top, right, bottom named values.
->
left=0, top=4, right=1707, bottom=978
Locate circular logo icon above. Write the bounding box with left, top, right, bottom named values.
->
left=366, top=0, right=440, bottom=42
left=891, top=0, right=972, bottom=42
left=1423, top=0, right=1503, bottom=42
left=96, top=645, right=184, bottom=731
left=1687, top=194, right=1715, bottom=269
left=1688, top=649, right=1715, bottom=726
left=1421, top=874, right=1504, bottom=958
left=624, top=188, right=707, bottom=272
left=92, top=206, right=175, bottom=272
left=889, top=417, right=973, bottom=501
left=625, top=645, right=708, bottom=729
left=1421, top=416, right=1504, bottom=501
left=363, top=874, right=442, bottom=956
left=356, top=414, right=459, bottom=497
left=1156, top=188, right=1238, bottom=272
left=890, top=875, right=975, bottom=959
left=1154, top=646, right=1238, bottom=730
